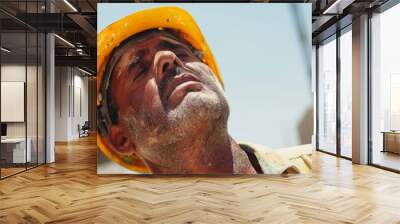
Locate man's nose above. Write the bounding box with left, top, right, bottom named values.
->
left=153, top=50, right=185, bottom=85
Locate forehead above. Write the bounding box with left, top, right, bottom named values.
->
left=116, top=30, right=192, bottom=56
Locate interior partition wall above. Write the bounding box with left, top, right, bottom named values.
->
left=316, top=25, right=353, bottom=159
left=0, top=0, right=46, bottom=179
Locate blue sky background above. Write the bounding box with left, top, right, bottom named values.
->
left=98, top=3, right=312, bottom=148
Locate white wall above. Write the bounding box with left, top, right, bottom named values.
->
left=1, top=65, right=40, bottom=137
left=55, top=66, right=69, bottom=141
left=1, top=63, right=46, bottom=164
left=1, top=65, right=26, bottom=139
left=72, top=73, right=89, bottom=138
left=54, top=67, right=89, bottom=141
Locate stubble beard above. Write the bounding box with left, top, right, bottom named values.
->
left=123, top=87, right=230, bottom=167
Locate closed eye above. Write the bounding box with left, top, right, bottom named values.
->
left=133, top=64, right=147, bottom=81
left=175, top=51, right=190, bottom=58
left=128, top=50, right=146, bottom=71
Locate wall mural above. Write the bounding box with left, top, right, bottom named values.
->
left=97, top=4, right=313, bottom=174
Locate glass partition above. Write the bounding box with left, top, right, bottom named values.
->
left=1, top=30, right=28, bottom=177
left=38, top=32, right=45, bottom=165
left=0, top=1, right=46, bottom=179
left=26, top=0, right=43, bottom=169
left=27, top=30, right=38, bottom=169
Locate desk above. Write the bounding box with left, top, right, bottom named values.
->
left=382, top=131, right=400, bottom=154
left=1, top=138, right=31, bottom=163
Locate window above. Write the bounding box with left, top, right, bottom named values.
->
left=318, top=36, right=337, bottom=154
left=317, top=26, right=353, bottom=159
left=371, top=2, right=400, bottom=171
left=339, top=28, right=352, bottom=158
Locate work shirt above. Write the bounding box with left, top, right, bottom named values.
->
left=239, top=142, right=313, bottom=174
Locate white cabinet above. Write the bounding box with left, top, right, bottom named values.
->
left=1, top=138, right=32, bottom=163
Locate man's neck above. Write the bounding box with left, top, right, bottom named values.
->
left=145, top=130, right=257, bottom=174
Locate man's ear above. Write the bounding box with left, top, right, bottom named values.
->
left=108, top=125, right=136, bottom=155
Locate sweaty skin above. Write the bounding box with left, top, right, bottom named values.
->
left=107, top=30, right=256, bottom=174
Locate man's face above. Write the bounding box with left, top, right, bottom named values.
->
left=109, top=30, right=229, bottom=165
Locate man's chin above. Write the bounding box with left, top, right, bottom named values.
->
left=168, top=90, right=223, bottom=119
left=154, top=88, right=229, bottom=146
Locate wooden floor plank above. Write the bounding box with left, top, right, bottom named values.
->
left=0, top=135, right=400, bottom=223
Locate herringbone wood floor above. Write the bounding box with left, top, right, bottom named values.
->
left=1, top=136, right=400, bottom=224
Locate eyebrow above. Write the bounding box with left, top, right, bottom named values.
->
left=157, top=40, right=190, bottom=51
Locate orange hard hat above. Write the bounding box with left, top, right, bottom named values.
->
left=97, top=6, right=222, bottom=173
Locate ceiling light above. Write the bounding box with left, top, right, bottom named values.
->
left=323, top=0, right=341, bottom=14
left=78, top=67, right=93, bottom=76
left=1, top=47, right=11, bottom=53
left=322, top=0, right=354, bottom=15
left=54, top=34, right=75, bottom=48
left=76, top=48, right=86, bottom=56
left=63, top=0, right=78, bottom=12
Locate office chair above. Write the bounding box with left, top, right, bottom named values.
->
left=79, top=121, right=90, bottom=138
